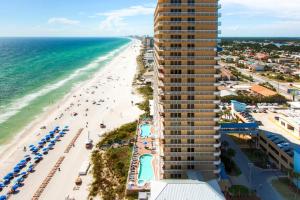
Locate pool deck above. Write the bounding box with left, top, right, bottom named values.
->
left=126, top=121, right=160, bottom=192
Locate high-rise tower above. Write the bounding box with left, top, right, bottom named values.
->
left=153, top=0, right=221, bottom=180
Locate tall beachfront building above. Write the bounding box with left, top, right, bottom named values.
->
left=153, top=0, right=221, bottom=180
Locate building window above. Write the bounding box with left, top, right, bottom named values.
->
left=187, top=148, right=194, bottom=152
left=171, top=26, right=181, bottom=30
left=171, top=69, right=182, bottom=74
left=187, top=139, right=195, bottom=144
left=171, top=165, right=182, bottom=170
left=187, top=87, right=195, bottom=91
left=187, top=18, right=195, bottom=22
left=171, top=17, right=181, bottom=21
left=171, top=95, right=181, bottom=100
left=187, top=156, right=195, bottom=161
left=171, top=174, right=182, bottom=179
left=187, top=104, right=194, bottom=109
left=171, top=78, right=181, bottom=83
left=187, top=121, right=194, bottom=127
left=171, top=113, right=181, bottom=118
left=171, top=130, right=181, bottom=135
left=188, top=95, right=195, bottom=100
left=187, top=42, right=195, bottom=47
left=187, top=61, right=194, bottom=65
left=171, top=148, right=181, bottom=152
left=171, top=87, right=181, bottom=91
left=171, top=139, right=181, bottom=144
left=187, top=78, right=195, bottom=83
left=187, top=113, right=194, bottom=118
left=171, top=44, right=182, bottom=48
left=171, top=35, right=181, bottom=39
left=188, top=0, right=195, bottom=4
left=171, top=156, right=182, bottom=161
left=187, top=165, right=195, bottom=169
left=170, top=104, right=181, bottom=109
left=187, top=69, right=195, bottom=74
left=187, top=130, right=194, bottom=135
left=171, top=9, right=181, bottom=13
left=187, top=9, right=195, bottom=13
left=171, top=0, right=181, bottom=3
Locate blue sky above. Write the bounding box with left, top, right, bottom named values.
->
left=0, top=0, right=300, bottom=37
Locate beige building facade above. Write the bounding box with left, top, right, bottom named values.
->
left=153, top=0, right=221, bottom=180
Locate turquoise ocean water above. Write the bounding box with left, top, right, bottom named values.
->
left=0, top=37, right=130, bottom=144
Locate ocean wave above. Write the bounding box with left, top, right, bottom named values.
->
left=0, top=42, right=129, bottom=124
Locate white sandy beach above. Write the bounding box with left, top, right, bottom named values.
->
left=0, top=39, right=143, bottom=200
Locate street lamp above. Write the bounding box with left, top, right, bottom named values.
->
left=248, top=162, right=254, bottom=189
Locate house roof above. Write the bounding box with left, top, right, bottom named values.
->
left=251, top=85, right=277, bottom=97
left=150, top=180, right=225, bottom=200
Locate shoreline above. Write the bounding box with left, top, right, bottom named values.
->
left=0, top=41, right=131, bottom=158
left=0, top=39, right=142, bottom=193
left=0, top=38, right=143, bottom=199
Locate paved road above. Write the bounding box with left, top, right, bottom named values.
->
left=222, top=134, right=284, bottom=200
left=220, top=62, right=293, bottom=100
left=237, top=68, right=292, bottom=100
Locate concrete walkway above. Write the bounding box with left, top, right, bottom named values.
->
left=222, top=134, right=284, bottom=200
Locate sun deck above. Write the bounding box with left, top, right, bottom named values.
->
left=126, top=120, right=160, bottom=192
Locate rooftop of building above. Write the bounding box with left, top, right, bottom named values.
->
left=149, top=179, right=225, bottom=200
left=250, top=84, right=277, bottom=97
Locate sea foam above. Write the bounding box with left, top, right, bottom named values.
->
left=0, top=43, right=128, bottom=124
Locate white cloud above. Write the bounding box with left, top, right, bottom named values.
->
left=48, top=17, right=80, bottom=25
left=221, top=0, right=300, bottom=20
left=97, top=5, right=155, bottom=34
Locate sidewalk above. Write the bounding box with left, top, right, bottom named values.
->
left=222, top=134, right=284, bottom=200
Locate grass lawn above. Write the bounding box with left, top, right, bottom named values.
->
left=272, top=178, right=300, bottom=200
left=229, top=185, right=250, bottom=196
left=242, top=148, right=268, bottom=169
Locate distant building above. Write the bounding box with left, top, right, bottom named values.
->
left=144, top=50, right=154, bottom=66
left=143, top=36, right=154, bottom=50
left=274, top=110, right=300, bottom=138
left=255, top=53, right=269, bottom=61
left=220, top=68, right=237, bottom=81
left=138, top=180, right=225, bottom=200
left=249, top=62, right=265, bottom=72
left=250, top=84, right=277, bottom=97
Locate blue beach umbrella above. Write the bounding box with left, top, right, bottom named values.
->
left=20, top=172, right=27, bottom=178
left=3, top=179, right=10, bottom=185
left=0, top=195, right=7, bottom=200
left=24, top=155, right=31, bottom=161
left=29, top=144, right=35, bottom=148
left=16, top=177, right=24, bottom=183
left=11, top=183, right=19, bottom=191
left=0, top=182, right=5, bottom=188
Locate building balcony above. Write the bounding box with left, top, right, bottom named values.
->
left=157, top=12, right=221, bottom=17
left=163, top=82, right=219, bottom=87
left=163, top=91, right=219, bottom=95
left=214, top=151, right=221, bottom=157
left=154, top=38, right=221, bottom=43
left=214, top=142, right=221, bottom=148
left=164, top=125, right=219, bottom=130
left=159, top=3, right=221, bottom=8
left=155, top=21, right=221, bottom=26
left=164, top=143, right=216, bottom=147
left=155, top=45, right=217, bottom=51
left=162, top=74, right=221, bottom=78
left=163, top=134, right=220, bottom=139
left=162, top=100, right=220, bottom=104
left=164, top=160, right=220, bottom=165
left=155, top=30, right=221, bottom=35
left=163, top=117, right=220, bottom=122
left=155, top=64, right=220, bottom=70
left=157, top=55, right=220, bottom=61
left=214, top=168, right=221, bottom=174
left=164, top=151, right=220, bottom=156
left=163, top=109, right=220, bottom=113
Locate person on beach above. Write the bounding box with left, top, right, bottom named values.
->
left=23, top=146, right=26, bottom=152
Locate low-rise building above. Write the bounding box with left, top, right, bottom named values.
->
left=250, top=85, right=277, bottom=97
left=138, top=179, right=225, bottom=200
left=274, top=110, right=300, bottom=139
left=249, top=62, right=265, bottom=72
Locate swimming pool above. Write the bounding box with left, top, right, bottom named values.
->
left=140, top=124, right=151, bottom=138
left=138, top=154, right=154, bottom=186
